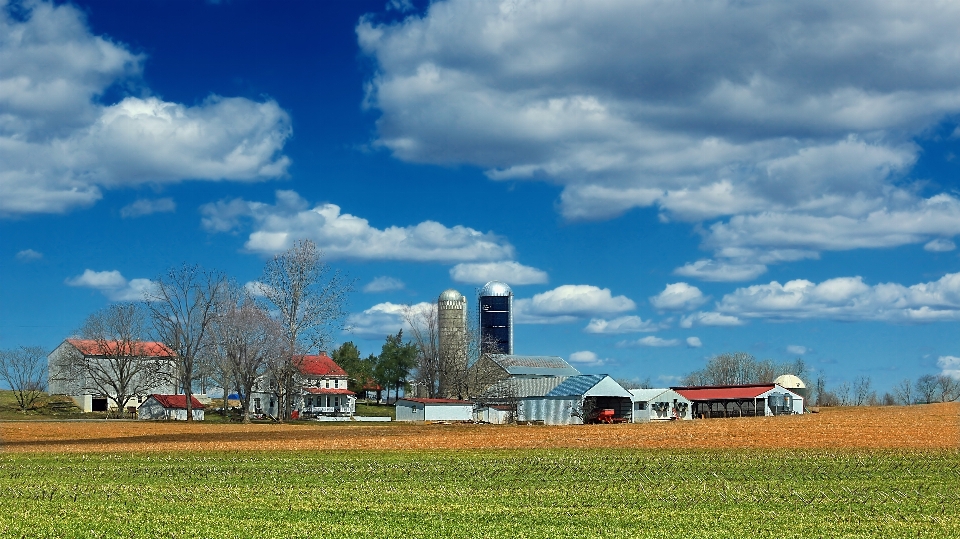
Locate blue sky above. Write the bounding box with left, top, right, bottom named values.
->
left=3, top=0, right=960, bottom=392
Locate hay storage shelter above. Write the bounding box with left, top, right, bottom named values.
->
left=138, top=394, right=205, bottom=421
left=630, top=388, right=693, bottom=422
left=672, top=384, right=804, bottom=418
left=395, top=398, right=474, bottom=422
left=517, top=375, right=632, bottom=425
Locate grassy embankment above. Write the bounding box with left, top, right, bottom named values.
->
left=0, top=449, right=957, bottom=538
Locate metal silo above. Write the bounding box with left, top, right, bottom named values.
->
left=479, top=281, right=513, bottom=354
left=438, top=289, right=468, bottom=396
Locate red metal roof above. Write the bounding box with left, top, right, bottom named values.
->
left=672, top=384, right=776, bottom=401
left=295, top=353, right=347, bottom=377
left=146, top=394, right=205, bottom=410
left=400, top=398, right=473, bottom=405
left=303, top=387, right=355, bottom=395
left=67, top=339, right=175, bottom=357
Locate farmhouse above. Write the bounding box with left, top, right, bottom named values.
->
left=251, top=352, right=356, bottom=418
left=673, top=383, right=805, bottom=418
left=630, top=388, right=693, bottom=422
left=395, top=397, right=474, bottom=422
left=138, top=394, right=205, bottom=421
left=47, top=338, right=177, bottom=413
left=516, top=374, right=632, bottom=425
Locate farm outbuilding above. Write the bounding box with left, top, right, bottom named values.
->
left=630, top=388, right=693, bottom=422
left=516, top=375, right=632, bottom=425
left=138, top=394, right=205, bottom=421
left=673, top=384, right=804, bottom=418
left=395, top=398, right=474, bottom=422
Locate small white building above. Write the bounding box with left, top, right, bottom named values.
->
left=395, top=398, right=473, bottom=422
left=630, top=388, right=693, bottom=422
left=138, top=394, right=205, bottom=421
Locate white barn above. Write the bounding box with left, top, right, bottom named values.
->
left=395, top=398, right=473, bottom=422
left=630, top=388, right=693, bottom=422
left=138, top=394, right=205, bottom=421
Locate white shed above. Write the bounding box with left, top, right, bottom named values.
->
left=630, top=388, right=693, bottom=422
left=138, top=394, right=205, bottom=421
left=395, top=398, right=473, bottom=422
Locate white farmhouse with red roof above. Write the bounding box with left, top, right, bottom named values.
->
left=47, top=338, right=177, bottom=413
left=251, top=352, right=356, bottom=419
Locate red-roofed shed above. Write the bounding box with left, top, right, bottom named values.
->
left=672, top=384, right=804, bottom=418
left=138, top=394, right=205, bottom=421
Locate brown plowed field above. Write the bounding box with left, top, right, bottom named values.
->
left=1, top=403, right=957, bottom=453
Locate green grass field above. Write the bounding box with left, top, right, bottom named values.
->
left=0, top=449, right=957, bottom=538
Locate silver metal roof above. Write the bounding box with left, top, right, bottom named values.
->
left=438, top=289, right=465, bottom=302
left=480, top=280, right=513, bottom=297
left=480, top=376, right=568, bottom=398
left=488, top=354, right=581, bottom=377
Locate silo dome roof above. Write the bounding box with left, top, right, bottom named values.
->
left=480, top=280, right=513, bottom=297
left=439, top=289, right=464, bottom=302
left=774, top=374, right=806, bottom=389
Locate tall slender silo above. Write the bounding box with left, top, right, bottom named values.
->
left=479, top=281, right=513, bottom=354
left=438, top=289, right=468, bottom=396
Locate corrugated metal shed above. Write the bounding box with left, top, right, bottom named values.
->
left=488, top=355, right=581, bottom=377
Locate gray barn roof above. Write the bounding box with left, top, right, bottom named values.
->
left=480, top=376, right=569, bottom=398
left=488, top=355, right=581, bottom=377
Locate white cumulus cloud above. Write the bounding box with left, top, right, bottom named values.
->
left=686, top=337, right=702, bottom=348
left=0, top=2, right=291, bottom=216
left=925, top=238, right=957, bottom=252
left=358, top=1, right=960, bottom=274
left=363, top=276, right=406, bottom=293
left=201, top=190, right=514, bottom=262
left=568, top=350, right=607, bottom=367
left=449, top=261, right=548, bottom=285
left=65, top=269, right=156, bottom=301
left=650, top=282, right=707, bottom=311
left=345, top=301, right=433, bottom=339
left=938, top=355, right=960, bottom=379
left=716, top=272, right=960, bottom=323
left=515, top=284, right=635, bottom=324
left=680, top=311, right=745, bottom=328
left=583, top=315, right=660, bottom=334
left=120, top=197, right=175, bottom=218
left=620, top=336, right=681, bottom=348
left=787, top=345, right=808, bottom=355
left=15, top=249, right=42, bottom=262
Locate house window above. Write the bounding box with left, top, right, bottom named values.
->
left=254, top=398, right=261, bottom=410
left=325, top=380, right=330, bottom=389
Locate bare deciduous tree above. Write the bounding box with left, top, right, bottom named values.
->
left=72, top=303, right=170, bottom=416
left=935, top=374, right=960, bottom=402
left=258, top=240, right=352, bottom=419
left=915, top=374, right=939, bottom=404
left=683, top=352, right=804, bottom=387
left=404, top=303, right=444, bottom=398
left=211, top=285, right=285, bottom=423
left=892, top=378, right=913, bottom=405
left=146, top=264, right=228, bottom=422
left=853, top=376, right=873, bottom=406
left=0, top=346, right=47, bottom=412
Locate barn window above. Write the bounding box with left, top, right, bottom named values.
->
left=635, top=401, right=647, bottom=410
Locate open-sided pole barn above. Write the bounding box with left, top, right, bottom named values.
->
left=672, top=384, right=804, bottom=418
